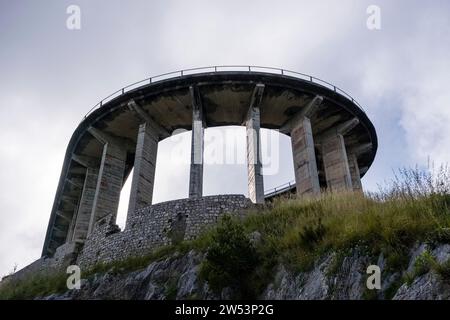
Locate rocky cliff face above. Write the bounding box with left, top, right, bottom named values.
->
left=42, top=243, right=450, bottom=300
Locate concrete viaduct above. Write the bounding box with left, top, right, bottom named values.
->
left=42, top=66, right=377, bottom=257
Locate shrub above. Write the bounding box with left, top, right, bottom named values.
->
left=404, top=250, right=437, bottom=285
left=200, top=215, right=260, bottom=299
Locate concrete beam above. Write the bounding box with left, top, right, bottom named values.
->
left=126, top=122, right=158, bottom=224
left=56, top=210, right=72, bottom=223
left=61, top=195, right=78, bottom=204
left=337, top=118, right=360, bottom=136
left=51, top=229, right=67, bottom=239
left=128, top=99, right=170, bottom=138
left=280, top=95, right=323, bottom=134
left=322, top=133, right=353, bottom=192
left=66, top=205, right=79, bottom=243
left=246, top=84, right=265, bottom=204
left=48, top=239, right=62, bottom=247
left=348, top=142, right=373, bottom=157
left=87, top=127, right=110, bottom=145
left=317, top=118, right=360, bottom=141
left=70, top=167, right=88, bottom=175
left=72, top=154, right=100, bottom=168
left=66, top=178, right=84, bottom=189
left=65, top=183, right=81, bottom=194
left=88, top=127, right=134, bottom=151
left=72, top=168, right=98, bottom=242
left=249, top=84, right=265, bottom=112
left=189, top=86, right=204, bottom=198
left=360, top=166, right=369, bottom=175
left=53, top=225, right=68, bottom=233
left=88, top=142, right=126, bottom=234
left=291, top=117, right=321, bottom=197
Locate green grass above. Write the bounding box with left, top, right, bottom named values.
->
left=195, top=166, right=450, bottom=298
left=0, top=272, right=68, bottom=300
left=239, top=191, right=450, bottom=273
left=1, top=166, right=449, bottom=300
left=0, top=243, right=193, bottom=300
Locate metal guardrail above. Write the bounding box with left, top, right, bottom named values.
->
left=264, top=180, right=296, bottom=198
left=82, top=65, right=365, bottom=121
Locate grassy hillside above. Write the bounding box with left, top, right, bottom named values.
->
left=1, top=166, right=449, bottom=299
left=197, top=167, right=450, bottom=297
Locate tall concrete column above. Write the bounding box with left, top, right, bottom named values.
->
left=346, top=142, right=372, bottom=193
left=189, top=86, right=204, bottom=198
left=348, top=153, right=363, bottom=192
left=291, top=117, right=320, bottom=197
left=246, top=106, right=264, bottom=204
left=72, top=168, right=98, bottom=242
left=246, top=84, right=265, bottom=204
left=127, top=122, right=158, bottom=221
left=281, top=96, right=323, bottom=198
left=88, top=142, right=126, bottom=234
left=322, top=133, right=353, bottom=191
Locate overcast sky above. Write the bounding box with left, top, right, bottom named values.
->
left=1, top=0, right=449, bottom=277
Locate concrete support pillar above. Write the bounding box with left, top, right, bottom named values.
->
left=127, top=122, right=158, bottom=221
left=322, top=133, right=353, bottom=191
left=348, top=153, right=363, bottom=192
left=189, top=86, right=204, bottom=198
left=246, top=106, right=264, bottom=204
left=291, top=117, right=320, bottom=197
left=88, top=143, right=126, bottom=234
left=72, top=168, right=98, bottom=242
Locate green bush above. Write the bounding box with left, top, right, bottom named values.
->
left=199, top=216, right=260, bottom=299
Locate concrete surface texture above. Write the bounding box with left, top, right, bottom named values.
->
left=40, top=68, right=377, bottom=264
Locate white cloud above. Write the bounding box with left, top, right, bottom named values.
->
left=1, top=0, right=450, bottom=277
left=357, top=4, right=450, bottom=166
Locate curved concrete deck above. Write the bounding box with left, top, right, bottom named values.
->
left=42, top=69, right=377, bottom=257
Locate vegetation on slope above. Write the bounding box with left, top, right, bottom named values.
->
left=199, top=165, right=450, bottom=298
left=1, top=166, right=449, bottom=299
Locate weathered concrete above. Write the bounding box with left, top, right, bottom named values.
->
left=282, top=96, right=323, bottom=197
left=280, top=96, right=323, bottom=134
left=189, top=86, right=204, bottom=198
left=348, top=153, right=362, bottom=192
left=88, top=142, right=126, bottom=235
left=291, top=117, right=320, bottom=197
left=246, top=84, right=265, bottom=204
left=322, top=133, right=353, bottom=191
left=128, top=99, right=170, bottom=138
left=71, top=168, right=99, bottom=242
left=66, top=207, right=78, bottom=243
left=42, top=70, right=378, bottom=257
left=127, top=122, right=158, bottom=223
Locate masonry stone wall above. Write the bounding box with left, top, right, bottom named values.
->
left=76, top=195, right=252, bottom=269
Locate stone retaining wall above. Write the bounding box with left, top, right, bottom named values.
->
left=76, top=195, right=252, bottom=269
